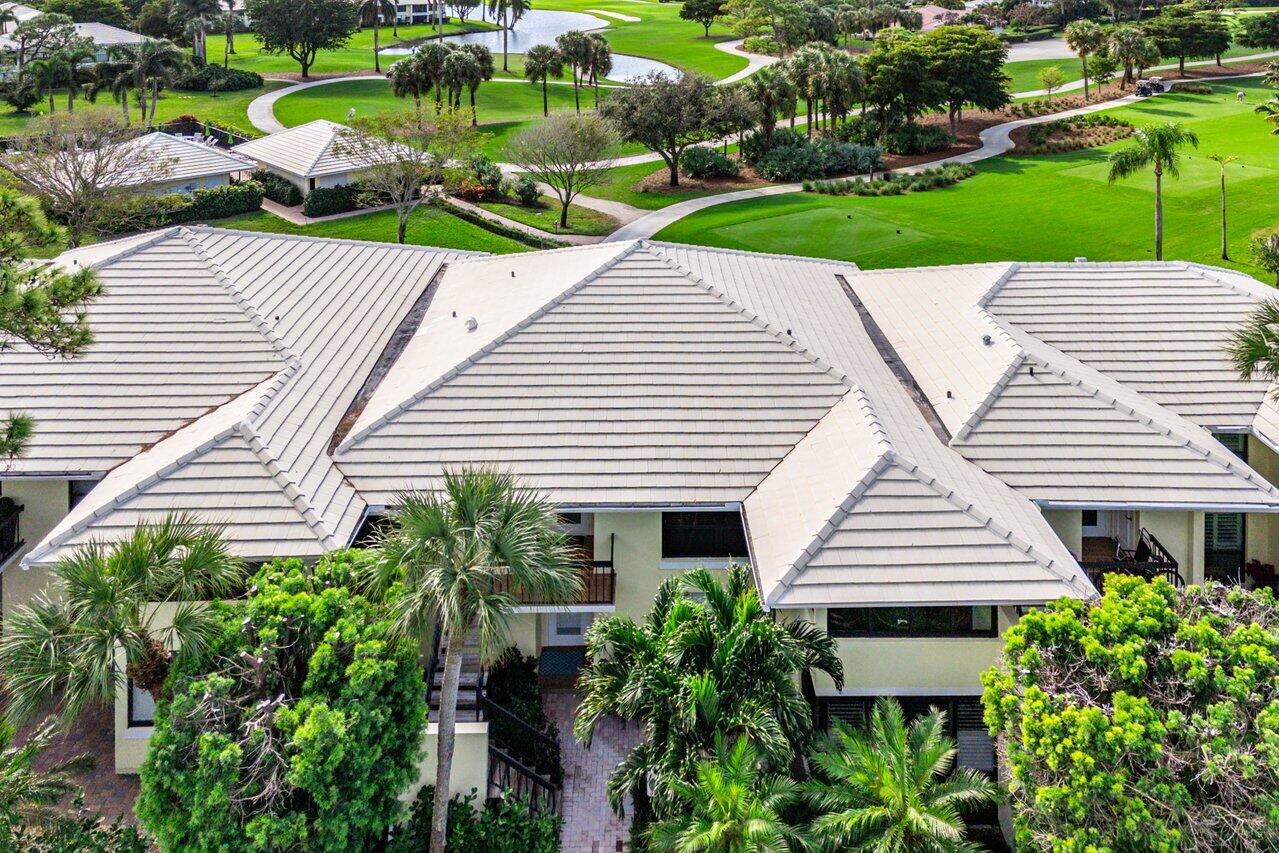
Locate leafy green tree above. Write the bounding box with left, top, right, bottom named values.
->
left=1037, top=64, right=1065, bottom=99
left=365, top=468, right=581, bottom=853
left=1064, top=19, right=1105, bottom=101
left=1238, top=10, right=1279, bottom=52
left=805, top=698, right=998, bottom=852
left=574, top=565, right=843, bottom=822
left=647, top=736, right=804, bottom=853
left=0, top=187, right=100, bottom=459
left=1145, top=7, right=1230, bottom=74
left=1107, top=121, right=1198, bottom=261
left=523, top=44, right=563, bottom=116
left=508, top=113, right=619, bottom=229
left=0, top=514, right=246, bottom=726
left=984, top=577, right=1279, bottom=851
left=922, top=24, right=1009, bottom=134
left=9, top=13, right=78, bottom=69
left=1250, top=232, right=1279, bottom=286
left=861, top=30, right=946, bottom=143
left=600, top=71, right=719, bottom=186
left=246, top=0, right=359, bottom=78
left=137, top=550, right=426, bottom=852
left=680, top=0, right=724, bottom=37
left=40, top=0, right=130, bottom=27
left=1089, top=48, right=1119, bottom=91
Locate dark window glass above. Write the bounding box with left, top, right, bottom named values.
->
left=1214, top=433, right=1248, bottom=462
left=661, top=511, right=748, bottom=560
left=558, top=512, right=583, bottom=526
left=128, top=679, right=156, bottom=727
left=68, top=479, right=97, bottom=511
left=827, top=606, right=997, bottom=638
left=1081, top=509, right=1098, bottom=527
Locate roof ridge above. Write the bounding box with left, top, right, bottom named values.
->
left=1016, top=345, right=1279, bottom=498
left=183, top=225, right=485, bottom=255
left=336, top=240, right=647, bottom=453
left=303, top=121, right=341, bottom=178
left=178, top=227, right=298, bottom=364
left=235, top=420, right=338, bottom=548
left=76, top=226, right=185, bottom=271
left=1183, top=261, right=1274, bottom=300
left=953, top=351, right=1027, bottom=442
left=644, top=245, right=853, bottom=387
left=886, top=452, right=1093, bottom=592
left=975, top=262, right=1020, bottom=308
left=643, top=239, right=863, bottom=269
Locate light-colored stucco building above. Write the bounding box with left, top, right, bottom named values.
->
left=0, top=3, right=146, bottom=63
left=232, top=120, right=389, bottom=198
left=5, top=228, right=1279, bottom=802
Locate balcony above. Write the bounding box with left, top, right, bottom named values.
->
left=1081, top=527, right=1183, bottom=590
left=0, top=497, right=22, bottom=566
left=493, top=533, right=616, bottom=609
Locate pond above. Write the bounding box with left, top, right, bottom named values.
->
left=379, top=9, right=681, bottom=82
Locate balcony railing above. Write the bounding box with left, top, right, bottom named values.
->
left=1081, top=527, right=1183, bottom=590
left=492, top=533, right=616, bottom=607
left=0, top=498, right=22, bottom=566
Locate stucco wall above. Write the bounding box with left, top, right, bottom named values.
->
left=505, top=613, right=539, bottom=657
left=1247, top=437, right=1279, bottom=566
left=1140, top=510, right=1205, bottom=584
left=809, top=607, right=1013, bottom=696
left=0, top=479, right=69, bottom=622
left=1042, top=508, right=1082, bottom=558
left=406, top=722, right=489, bottom=806
left=593, top=511, right=667, bottom=622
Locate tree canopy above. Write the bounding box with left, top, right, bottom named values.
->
left=921, top=25, right=1009, bottom=132
left=245, top=0, right=359, bottom=78
left=137, top=550, right=426, bottom=852
left=599, top=71, right=719, bottom=186
left=1239, top=11, right=1279, bottom=52
left=983, top=577, right=1279, bottom=851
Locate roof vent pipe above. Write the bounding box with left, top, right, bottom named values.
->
left=981, top=334, right=993, bottom=346
left=465, top=316, right=478, bottom=332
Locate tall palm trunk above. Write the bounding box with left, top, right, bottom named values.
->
left=469, top=88, right=477, bottom=125
left=1154, top=164, right=1163, bottom=261
left=225, top=8, right=235, bottom=68
left=501, top=6, right=509, bottom=71
left=541, top=77, right=548, bottom=115
left=373, top=17, right=381, bottom=73
left=573, top=68, right=580, bottom=113
left=149, top=78, right=160, bottom=126
left=1218, top=167, right=1228, bottom=260
left=121, top=94, right=130, bottom=124
left=429, top=629, right=465, bottom=853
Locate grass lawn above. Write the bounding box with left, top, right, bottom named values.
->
left=211, top=205, right=528, bottom=253
left=0, top=80, right=289, bottom=136
left=273, top=77, right=645, bottom=158
left=207, top=22, right=497, bottom=77
left=538, top=0, right=746, bottom=78
left=475, top=195, right=619, bottom=235
left=1004, top=45, right=1271, bottom=95
left=582, top=160, right=752, bottom=210
left=654, top=81, right=1279, bottom=279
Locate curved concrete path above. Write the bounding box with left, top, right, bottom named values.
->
left=715, top=39, right=781, bottom=84
left=605, top=72, right=1265, bottom=242
left=1016, top=50, right=1278, bottom=98
left=248, top=75, right=373, bottom=133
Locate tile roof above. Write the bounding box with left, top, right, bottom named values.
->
left=127, top=133, right=255, bottom=185
left=232, top=120, right=391, bottom=180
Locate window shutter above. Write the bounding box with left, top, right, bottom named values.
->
left=955, top=699, right=995, bottom=776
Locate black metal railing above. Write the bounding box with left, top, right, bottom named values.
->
left=488, top=745, right=560, bottom=816
left=1082, top=528, right=1184, bottom=589
left=424, top=623, right=443, bottom=711
left=0, top=500, right=22, bottom=566
left=491, top=532, right=616, bottom=606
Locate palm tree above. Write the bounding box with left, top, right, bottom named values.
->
left=0, top=6, right=16, bottom=35
left=1265, top=60, right=1279, bottom=89
left=489, top=0, right=531, bottom=72
left=389, top=56, right=426, bottom=114
left=744, top=65, right=795, bottom=139
left=359, top=0, right=396, bottom=73
left=415, top=41, right=452, bottom=110
left=52, top=43, right=96, bottom=112
left=575, top=565, right=843, bottom=820
left=555, top=30, right=590, bottom=113
left=22, top=59, right=59, bottom=115
left=84, top=59, right=135, bottom=124
left=1257, top=98, right=1279, bottom=135
left=1207, top=153, right=1238, bottom=260
left=170, top=0, right=221, bottom=66
left=462, top=43, right=493, bottom=125
left=367, top=468, right=582, bottom=853
left=586, top=32, right=611, bottom=109
left=1110, top=25, right=1143, bottom=88
left=221, top=0, right=237, bottom=67
left=0, top=717, right=94, bottom=836
left=523, top=44, right=563, bottom=116
left=1230, top=297, right=1279, bottom=388
left=0, top=514, right=246, bottom=727
left=1065, top=19, right=1106, bottom=101
left=647, top=737, right=804, bottom=853
left=441, top=49, right=478, bottom=113
left=805, top=698, right=999, bottom=852
left=113, top=38, right=188, bottom=126
left=1107, top=122, right=1199, bottom=261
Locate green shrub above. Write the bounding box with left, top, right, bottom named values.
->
left=390, top=786, right=560, bottom=853
left=885, top=123, right=955, bottom=156
left=513, top=175, right=541, bottom=206
left=814, top=138, right=883, bottom=176
left=136, top=550, right=427, bottom=853
left=679, top=146, right=740, bottom=179
left=1170, top=81, right=1214, bottom=95
left=984, top=577, right=1279, bottom=850
left=167, top=180, right=264, bottom=224
left=1, top=78, right=41, bottom=113
left=804, top=163, right=975, bottom=196
left=460, top=155, right=505, bottom=201
left=252, top=169, right=303, bottom=206
left=742, top=35, right=781, bottom=55
left=302, top=183, right=363, bottom=217
left=174, top=64, right=264, bottom=92
left=7, top=797, right=150, bottom=852
left=485, top=646, right=563, bottom=786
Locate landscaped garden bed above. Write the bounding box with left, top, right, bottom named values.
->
left=1011, top=115, right=1134, bottom=154
left=475, top=196, right=619, bottom=236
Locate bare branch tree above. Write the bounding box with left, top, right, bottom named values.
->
left=507, top=113, right=618, bottom=229
left=334, top=111, right=482, bottom=244
left=3, top=110, right=175, bottom=247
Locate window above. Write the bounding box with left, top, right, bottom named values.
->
left=826, top=606, right=997, bottom=638
left=128, top=679, right=156, bottom=727
left=68, top=479, right=97, bottom=511
left=661, top=512, right=748, bottom=561
left=823, top=695, right=995, bottom=777
left=1081, top=509, right=1098, bottom=527
left=1214, top=432, right=1248, bottom=462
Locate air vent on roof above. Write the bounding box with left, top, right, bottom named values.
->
left=1074, top=256, right=1088, bottom=263
left=981, top=334, right=992, bottom=346
left=465, top=316, right=478, bottom=332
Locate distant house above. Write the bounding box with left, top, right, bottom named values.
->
left=232, top=119, right=404, bottom=198
left=917, top=3, right=964, bottom=30
left=0, top=2, right=146, bottom=62
left=5, top=132, right=255, bottom=196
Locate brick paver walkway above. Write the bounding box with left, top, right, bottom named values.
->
left=18, top=704, right=139, bottom=820
left=544, top=691, right=645, bottom=853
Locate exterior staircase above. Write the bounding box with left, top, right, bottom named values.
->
left=427, top=626, right=484, bottom=723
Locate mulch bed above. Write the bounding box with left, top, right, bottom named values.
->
left=631, top=162, right=770, bottom=195
left=1008, top=122, right=1134, bottom=153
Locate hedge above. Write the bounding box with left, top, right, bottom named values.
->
left=804, top=163, right=976, bottom=196
left=252, top=169, right=303, bottom=206
left=175, top=65, right=264, bottom=92
left=432, top=197, right=566, bottom=250
left=302, top=183, right=363, bottom=217
left=167, top=180, right=264, bottom=224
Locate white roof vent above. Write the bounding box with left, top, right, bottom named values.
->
left=465, top=316, right=478, bottom=332
left=1074, top=256, right=1088, bottom=263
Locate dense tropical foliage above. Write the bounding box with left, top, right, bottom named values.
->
left=983, top=576, right=1279, bottom=851
left=137, top=550, right=426, bottom=852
